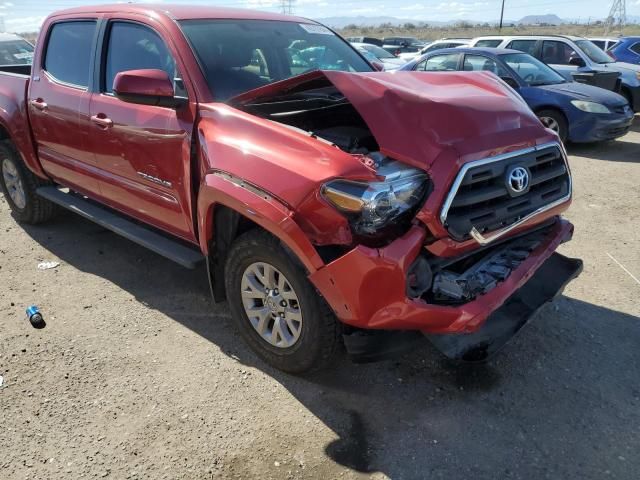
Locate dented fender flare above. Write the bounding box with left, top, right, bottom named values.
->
left=197, top=171, right=326, bottom=275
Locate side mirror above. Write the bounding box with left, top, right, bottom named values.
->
left=500, top=76, right=519, bottom=89
left=569, top=57, right=586, bottom=67
left=371, top=61, right=385, bottom=71
left=113, top=69, right=186, bottom=109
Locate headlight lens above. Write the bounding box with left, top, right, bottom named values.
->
left=571, top=100, right=611, bottom=114
left=322, top=159, right=429, bottom=236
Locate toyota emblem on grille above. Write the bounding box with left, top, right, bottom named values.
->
left=506, top=166, right=529, bottom=194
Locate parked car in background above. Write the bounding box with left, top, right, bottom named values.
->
left=398, top=38, right=468, bottom=62
left=382, top=36, right=426, bottom=55
left=607, top=37, right=640, bottom=65
left=401, top=47, right=634, bottom=142
left=0, top=33, right=35, bottom=74
left=588, top=37, right=619, bottom=52
left=0, top=4, right=581, bottom=372
left=345, top=36, right=383, bottom=47
left=469, top=35, right=640, bottom=111
left=351, top=42, right=405, bottom=70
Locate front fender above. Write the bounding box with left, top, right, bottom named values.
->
left=197, top=171, right=325, bottom=274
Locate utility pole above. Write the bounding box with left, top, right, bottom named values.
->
left=280, top=0, right=295, bottom=15
left=604, top=0, right=626, bottom=35
left=499, top=0, right=506, bottom=31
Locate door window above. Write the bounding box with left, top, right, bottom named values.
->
left=44, top=21, right=96, bottom=87
left=506, top=40, right=537, bottom=55
left=104, top=22, right=183, bottom=95
left=541, top=41, right=577, bottom=65
left=462, top=54, right=508, bottom=76
left=631, top=42, right=640, bottom=55
left=416, top=53, right=460, bottom=71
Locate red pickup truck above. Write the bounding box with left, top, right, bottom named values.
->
left=0, top=5, right=581, bottom=373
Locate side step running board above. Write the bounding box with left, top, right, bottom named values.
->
left=37, top=186, right=205, bottom=269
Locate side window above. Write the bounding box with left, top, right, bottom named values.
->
left=475, top=39, right=502, bottom=48
left=462, top=54, right=508, bottom=76
left=506, top=40, right=537, bottom=55
left=631, top=43, right=640, bottom=55
left=419, top=53, right=460, bottom=71
left=44, top=21, right=96, bottom=87
left=541, top=41, right=577, bottom=65
left=591, top=40, right=605, bottom=50
left=104, top=22, right=182, bottom=95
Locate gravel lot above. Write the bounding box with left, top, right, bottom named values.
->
left=1, top=118, right=639, bottom=480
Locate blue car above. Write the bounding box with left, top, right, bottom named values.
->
left=609, top=37, right=640, bottom=65
left=400, top=48, right=635, bottom=143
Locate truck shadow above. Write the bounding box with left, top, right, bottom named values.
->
left=21, top=214, right=640, bottom=479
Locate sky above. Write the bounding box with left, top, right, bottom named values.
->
left=1, top=0, right=639, bottom=32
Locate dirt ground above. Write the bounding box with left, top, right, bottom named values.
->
left=1, top=118, right=639, bottom=480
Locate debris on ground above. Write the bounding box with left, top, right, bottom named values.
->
left=37, top=261, right=60, bottom=270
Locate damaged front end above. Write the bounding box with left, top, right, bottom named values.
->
left=218, top=70, right=580, bottom=363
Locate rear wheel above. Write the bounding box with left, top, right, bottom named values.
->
left=0, top=141, right=57, bottom=224
left=225, top=230, right=341, bottom=373
left=537, top=109, right=568, bottom=143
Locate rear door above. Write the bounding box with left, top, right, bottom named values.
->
left=88, top=18, right=196, bottom=241
left=28, top=17, right=100, bottom=196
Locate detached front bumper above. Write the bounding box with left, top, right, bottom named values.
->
left=309, top=218, right=577, bottom=335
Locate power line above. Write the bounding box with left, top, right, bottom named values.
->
left=604, top=0, right=626, bottom=34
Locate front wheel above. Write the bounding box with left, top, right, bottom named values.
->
left=537, top=109, right=568, bottom=143
left=225, top=230, right=341, bottom=373
left=0, top=141, right=57, bottom=224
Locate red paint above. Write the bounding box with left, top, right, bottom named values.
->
left=0, top=4, right=576, bottom=336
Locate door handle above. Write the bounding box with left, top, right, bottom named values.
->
left=91, top=115, right=113, bottom=129
left=29, top=99, right=48, bottom=111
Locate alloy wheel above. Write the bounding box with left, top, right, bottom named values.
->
left=240, top=262, right=303, bottom=348
left=2, top=158, right=26, bottom=209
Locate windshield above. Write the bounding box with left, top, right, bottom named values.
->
left=180, top=19, right=372, bottom=101
left=362, top=44, right=395, bottom=59
left=0, top=39, right=34, bottom=66
left=500, top=53, right=566, bottom=86
left=576, top=40, right=614, bottom=64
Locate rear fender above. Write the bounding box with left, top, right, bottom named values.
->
left=0, top=78, right=47, bottom=178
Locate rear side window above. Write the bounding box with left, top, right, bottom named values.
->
left=104, top=22, right=178, bottom=94
left=591, top=40, right=605, bottom=50
left=474, top=39, right=502, bottom=48
left=631, top=42, right=640, bottom=54
left=506, top=40, right=537, bottom=55
left=463, top=54, right=508, bottom=76
left=44, top=21, right=96, bottom=87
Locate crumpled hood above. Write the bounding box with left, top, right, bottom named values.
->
left=232, top=70, right=548, bottom=169
left=536, top=81, right=628, bottom=106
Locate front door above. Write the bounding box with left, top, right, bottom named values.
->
left=88, top=19, right=195, bottom=241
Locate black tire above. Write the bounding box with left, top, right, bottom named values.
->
left=537, top=109, right=568, bottom=143
left=225, top=230, right=341, bottom=374
left=0, top=140, right=57, bottom=224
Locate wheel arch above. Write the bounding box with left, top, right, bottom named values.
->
left=198, top=172, right=325, bottom=302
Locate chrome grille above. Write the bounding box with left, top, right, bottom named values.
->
left=440, top=143, right=571, bottom=241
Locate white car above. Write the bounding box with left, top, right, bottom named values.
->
left=351, top=42, right=406, bottom=70
left=398, top=39, right=469, bottom=62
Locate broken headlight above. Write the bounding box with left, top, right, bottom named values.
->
left=321, top=158, right=429, bottom=236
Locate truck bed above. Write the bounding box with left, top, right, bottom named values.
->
left=0, top=66, right=45, bottom=178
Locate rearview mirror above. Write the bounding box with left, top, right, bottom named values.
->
left=113, top=69, right=186, bottom=109
left=569, top=57, right=586, bottom=67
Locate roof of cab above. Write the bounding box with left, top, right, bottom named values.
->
left=50, top=3, right=316, bottom=24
